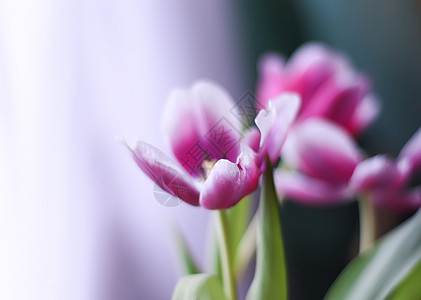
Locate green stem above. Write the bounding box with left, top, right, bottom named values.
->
left=359, top=195, right=377, bottom=254
left=216, top=210, right=237, bottom=300
left=234, top=210, right=258, bottom=280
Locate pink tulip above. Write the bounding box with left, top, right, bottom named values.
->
left=127, top=81, right=259, bottom=209
left=274, top=119, right=364, bottom=205
left=256, top=43, right=380, bottom=136
left=350, top=127, right=421, bottom=211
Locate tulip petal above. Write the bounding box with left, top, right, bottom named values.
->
left=347, top=95, right=381, bottom=136
left=286, top=42, right=340, bottom=74
left=350, top=155, right=405, bottom=193
left=255, top=93, right=300, bottom=167
left=299, top=76, right=368, bottom=129
left=162, top=81, right=242, bottom=176
left=128, top=141, right=201, bottom=206
left=284, top=43, right=338, bottom=109
left=371, top=187, right=421, bottom=212
left=398, top=127, right=421, bottom=177
left=200, top=146, right=259, bottom=209
left=274, top=169, right=352, bottom=205
left=282, top=119, right=363, bottom=184
left=243, top=126, right=261, bottom=153
left=256, top=54, right=285, bottom=109
left=162, top=88, right=204, bottom=177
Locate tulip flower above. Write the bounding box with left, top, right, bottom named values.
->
left=256, top=43, right=380, bottom=136
left=127, top=81, right=259, bottom=209
left=274, top=118, right=364, bottom=204
left=350, top=127, right=421, bottom=211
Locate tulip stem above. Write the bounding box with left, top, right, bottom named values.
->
left=358, top=195, right=377, bottom=254
left=216, top=209, right=237, bottom=300
left=234, top=210, right=258, bottom=280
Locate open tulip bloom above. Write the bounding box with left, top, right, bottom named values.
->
left=124, top=43, right=421, bottom=300
left=127, top=81, right=258, bottom=210
left=127, top=81, right=301, bottom=210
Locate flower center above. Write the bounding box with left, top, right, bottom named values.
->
left=201, top=160, right=217, bottom=179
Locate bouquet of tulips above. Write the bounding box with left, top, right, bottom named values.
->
left=125, top=43, right=421, bottom=300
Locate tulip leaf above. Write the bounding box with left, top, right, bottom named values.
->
left=387, top=259, right=421, bottom=299
left=325, top=209, right=421, bottom=300
left=172, top=273, right=227, bottom=300
left=173, top=226, right=200, bottom=275
left=246, top=158, right=288, bottom=300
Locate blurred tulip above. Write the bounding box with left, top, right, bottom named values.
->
left=256, top=43, right=380, bottom=136
left=128, top=81, right=259, bottom=209
left=351, top=127, right=421, bottom=211
left=275, top=118, right=363, bottom=204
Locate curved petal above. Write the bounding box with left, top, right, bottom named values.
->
left=286, top=42, right=341, bottom=73
left=398, top=127, right=421, bottom=178
left=243, top=126, right=261, bottom=153
left=128, top=141, right=201, bottom=206
left=255, top=93, right=300, bottom=168
left=200, top=146, right=259, bottom=209
left=256, top=54, right=285, bottom=109
left=299, top=75, right=369, bottom=130
left=162, top=81, right=242, bottom=176
left=371, top=187, right=421, bottom=212
left=349, top=155, right=405, bottom=193
left=282, top=119, right=363, bottom=184
left=347, top=95, right=381, bottom=136
left=162, top=88, right=202, bottom=176
left=274, top=169, right=352, bottom=205
left=284, top=43, right=338, bottom=110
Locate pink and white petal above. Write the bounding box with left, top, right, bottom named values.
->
left=285, top=60, right=334, bottom=112
left=371, top=187, right=421, bottom=212
left=347, top=95, right=381, bottom=136
left=162, top=88, right=204, bottom=176
left=286, top=42, right=338, bottom=75
left=162, top=81, right=242, bottom=175
left=200, top=146, right=259, bottom=209
left=128, top=141, right=201, bottom=206
left=350, top=155, right=405, bottom=193
left=274, top=169, right=353, bottom=205
left=191, top=81, right=242, bottom=162
left=282, top=119, right=363, bottom=184
left=243, top=127, right=261, bottom=153
left=256, top=53, right=286, bottom=109
left=284, top=43, right=337, bottom=109
left=398, top=127, right=421, bottom=177
left=299, top=76, right=367, bottom=129
left=321, top=83, right=367, bottom=128
left=255, top=93, right=300, bottom=167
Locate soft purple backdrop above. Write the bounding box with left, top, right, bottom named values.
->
left=0, top=1, right=248, bottom=299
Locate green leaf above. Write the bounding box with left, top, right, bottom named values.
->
left=246, top=157, right=288, bottom=300
left=387, top=259, right=421, bottom=300
left=172, top=273, right=227, bottom=300
left=173, top=226, right=200, bottom=275
left=325, top=209, right=421, bottom=300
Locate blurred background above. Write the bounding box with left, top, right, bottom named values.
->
left=0, top=1, right=420, bottom=299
